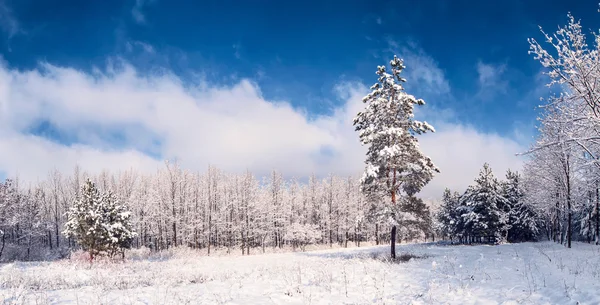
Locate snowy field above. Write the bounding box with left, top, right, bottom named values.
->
left=2, top=242, right=600, bottom=305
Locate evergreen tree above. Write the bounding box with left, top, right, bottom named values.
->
left=437, top=188, right=461, bottom=242
left=102, top=191, right=136, bottom=258
left=397, top=196, right=433, bottom=242
left=63, top=179, right=136, bottom=261
left=353, top=55, right=438, bottom=259
left=502, top=170, right=539, bottom=242
left=63, top=179, right=110, bottom=261
left=459, top=164, right=508, bottom=243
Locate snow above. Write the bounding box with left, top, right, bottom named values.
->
left=3, top=242, right=600, bottom=304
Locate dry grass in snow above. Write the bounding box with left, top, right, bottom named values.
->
left=2, top=241, right=600, bottom=304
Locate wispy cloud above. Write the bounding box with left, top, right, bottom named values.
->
left=233, top=43, right=241, bottom=59
left=0, top=0, right=22, bottom=40
left=126, top=40, right=155, bottom=54
left=131, top=0, right=155, bottom=24
left=386, top=39, right=451, bottom=98
left=476, top=60, right=508, bottom=99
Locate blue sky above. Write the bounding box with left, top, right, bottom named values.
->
left=0, top=0, right=596, bottom=198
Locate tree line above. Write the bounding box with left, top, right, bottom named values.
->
left=0, top=162, right=434, bottom=261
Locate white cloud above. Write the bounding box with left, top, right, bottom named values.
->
left=418, top=122, right=525, bottom=201
left=0, top=130, right=161, bottom=183
left=0, top=54, right=525, bottom=201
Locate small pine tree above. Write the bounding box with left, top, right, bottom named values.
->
left=63, top=179, right=136, bottom=261
left=102, top=191, right=136, bottom=258
left=502, top=170, right=539, bottom=242
left=437, top=188, right=461, bottom=242
left=459, top=163, right=509, bottom=243
left=63, top=179, right=110, bottom=261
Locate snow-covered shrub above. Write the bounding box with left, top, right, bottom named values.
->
left=284, top=223, right=322, bottom=251
left=125, top=246, right=152, bottom=261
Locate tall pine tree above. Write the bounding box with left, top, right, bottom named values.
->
left=354, top=55, right=438, bottom=259
left=102, top=191, right=136, bottom=258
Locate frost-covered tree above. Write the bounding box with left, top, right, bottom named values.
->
left=284, top=223, right=322, bottom=251
left=19, top=187, right=46, bottom=260
left=0, top=179, right=18, bottom=260
left=522, top=146, right=564, bottom=242
left=526, top=101, right=583, bottom=248
left=529, top=13, right=600, bottom=124
left=354, top=55, right=438, bottom=258
left=525, top=9, right=600, bottom=248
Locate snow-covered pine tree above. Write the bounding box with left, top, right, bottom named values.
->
left=63, top=179, right=110, bottom=261
left=459, top=163, right=508, bottom=244
left=436, top=188, right=461, bottom=242
left=102, top=191, right=136, bottom=258
left=354, top=55, right=438, bottom=259
left=397, top=196, right=433, bottom=242
left=502, top=170, right=539, bottom=242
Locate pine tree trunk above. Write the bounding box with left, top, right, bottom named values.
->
left=390, top=225, right=396, bottom=259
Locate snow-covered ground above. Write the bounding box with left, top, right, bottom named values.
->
left=2, top=241, right=600, bottom=304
